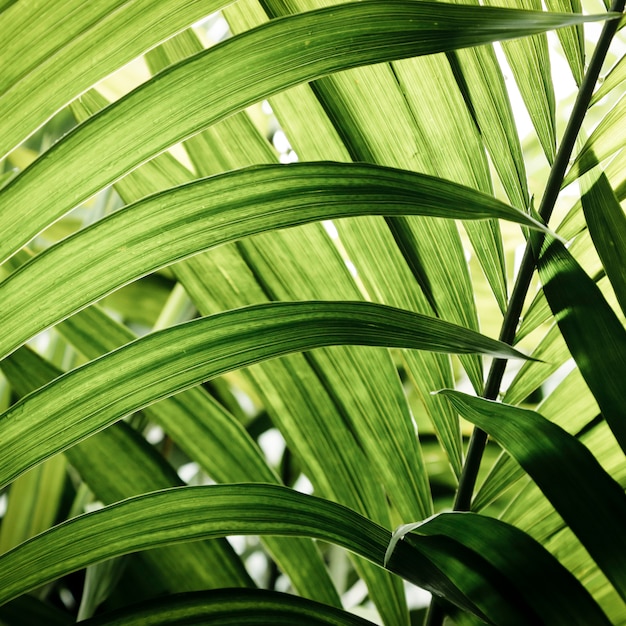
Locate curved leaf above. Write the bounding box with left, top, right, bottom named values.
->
left=563, top=94, right=626, bottom=186
left=386, top=511, right=611, bottom=626
left=591, top=53, right=626, bottom=106
left=0, top=0, right=610, bottom=263
left=0, top=484, right=609, bottom=625
left=0, top=0, right=227, bottom=159
left=0, top=300, right=528, bottom=489
left=0, top=485, right=389, bottom=607
left=81, top=589, right=376, bottom=626
left=4, top=333, right=342, bottom=608
left=580, top=168, right=626, bottom=317
left=440, top=390, right=626, bottom=603
left=537, top=236, right=626, bottom=454
left=0, top=161, right=546, bottom=360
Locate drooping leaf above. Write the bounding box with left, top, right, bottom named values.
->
left=0, top=0, right=610, bottom=263
left=563, top=94, right=626, bottom=186
left=579, top=168, right=626, bottom=317
left=0, top=161, right=546, bottom=361
left=386, top=511, right=611, bottom=626
left=49, top=307, right=343, bottom=607
left=0, top=0, right=228, bottom=159
left=537, top=236, right=626, bottom=454
left=73, top=79, right=414, bottom=625
left=1, top=345, right=256, bottom=595
left=0, top=300, right=528, bottom=490
left=0, top=484, right=610, bottom=625
left=440, top=390, right=626, bottom=603
left=80, top=589, right=377, bottom=626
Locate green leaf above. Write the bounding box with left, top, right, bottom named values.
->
left=537, top=236, right=626, bottom=454
left=0, top=455, right=66, bottom=552
left=0, top=484, right=388, bottom=607
left=439, top=390, right=626, bottom=604
left=0, top=0, right=230, bottom=159
left=0, top=0, right=611, bottom=263
left=591, top=53, right=626, bottom=106
left=0, top=484, right=609, bottom=625
left=29, top=308, right=343, bottom=608
left=448, top=39, right=530, bottom=211
left=580, top=169, right=626, bottom=317
left=0, top=161, right=546, bottom=361
left=0, top=300, right=528, bottom=490
left=483, top=0, right=556, bottom=164
left=0, top=596, right=73, bottom=626
left=544, top=0, right=585, bottom=85
left=386, top=511, right=611, bottom=626
left=1, top=345, right=256, bottom=594
left=81, top=589, right=377, bottom=626
left=563, top=94, right=626, bottom=186
left=74, top=79, right=415, bottom=625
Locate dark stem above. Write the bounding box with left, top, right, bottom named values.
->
left=425, top=2, right=625, bottom=623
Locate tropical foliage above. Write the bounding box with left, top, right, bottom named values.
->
left=0, top=0, right=625, bottom=624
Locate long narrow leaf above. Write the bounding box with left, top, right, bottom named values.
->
left=386, top=511, right=611, bottom=626
left=563, top=94, right=626, bottom=186
left=537, top=236, right=626, bottom=454
left=8, top=312, right=342, bottom=607
left=0, top=162, right=546, bottom=361
left=0, top=0, right=227, bottom=159
left=0, top=0, right=611, bottom=263
left=580, top=169, right=626, bottom=316
left=440, top=390, right=626, bottom=603
left=0, top=484, right=609, bottom=625
left=0, top=301, right=528, bottom=489
left=81, top=590, right=376, bottom=626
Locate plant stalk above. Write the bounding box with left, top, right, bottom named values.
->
left=425, top=2, right=625, bottom=623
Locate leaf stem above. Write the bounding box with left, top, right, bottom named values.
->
left=425, top=1, right=625, bottom=622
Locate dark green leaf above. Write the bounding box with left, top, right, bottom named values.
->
left=537, top=236, right=626, bottom=454
left=440, top=390, right=626, bottom=603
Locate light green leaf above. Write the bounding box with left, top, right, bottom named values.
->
left=1, top=346, right=256, bottom=594
left=0, top=0, right=229, bottom=159
left=440, top=390, right=626, bottom=603
left=74, top=78, right=414, bottom=624
left=0, top=484, right=609, bottom=625
left=544, top=0, right=585, bottom=85
left=0, top=0, right=611, bottom=263
left=0, top=301, right=528, bottom=490
left=0, top=162, right=545, bottom=362
left=52, top=306, right=344, bottom=607
left=563, top=94, right=626, bottom=186
left=449, top=40, right=530, bottom=211
left=591, top=53, right=626, bottom=105
left=0, top=456, right=66, bottom=552
left=483, top=0, right=556, bottom=164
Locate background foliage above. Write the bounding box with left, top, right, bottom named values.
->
left=0, top=0, right=625, bottom=624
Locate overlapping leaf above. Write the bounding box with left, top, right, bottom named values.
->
left=0, top=484, right=610, bottom=625
left=0, top=162, right=545, bottom=361
left=440, top=390, right=626, bottom=602
left=0, top=1, right=610, bottom=263
left=0, top=300, right=527, bottom=490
